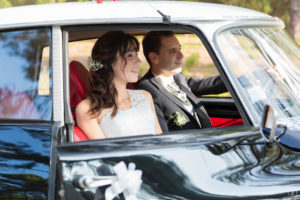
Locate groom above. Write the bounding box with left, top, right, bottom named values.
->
left=137, top=31, right=227, bottom=132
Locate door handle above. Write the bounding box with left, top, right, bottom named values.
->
left=73, top=175, right=116, bottom=189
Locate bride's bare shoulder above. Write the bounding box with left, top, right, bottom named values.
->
left=75, top=99, right=92, bottom=116
left=76, top=98, right=113, bottom=121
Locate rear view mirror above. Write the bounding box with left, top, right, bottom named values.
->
left=260, top=104, right=277, bottom=142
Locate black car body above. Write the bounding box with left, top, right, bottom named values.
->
left=0, top=1, right=300, bottom=199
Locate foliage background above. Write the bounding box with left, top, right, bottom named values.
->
left=200, top=0, right=291, bottom=29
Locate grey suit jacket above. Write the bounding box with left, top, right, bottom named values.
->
left=136, top=70, right=227, bottom=132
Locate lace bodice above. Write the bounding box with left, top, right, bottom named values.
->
left=100, top=89, right=156, bottom=138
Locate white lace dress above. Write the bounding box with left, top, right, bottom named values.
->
left=100, top=89, right=156, bottom=138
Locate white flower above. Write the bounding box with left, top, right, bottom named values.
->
left=88, top=56, right=103, bottom=71
left=169, top=112, right=187, bottom=127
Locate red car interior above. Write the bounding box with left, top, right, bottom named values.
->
left=210, top=117, right=243, bottom=127
left=69, top=60, right=90, bottom=142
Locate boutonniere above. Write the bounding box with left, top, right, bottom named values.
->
left=168, top=112, right=187, bottom=128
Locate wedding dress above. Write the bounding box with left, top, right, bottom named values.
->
left=100, top=89, right=156, bottom=138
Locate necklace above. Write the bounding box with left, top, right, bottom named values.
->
left=118, top=91, right=130, bottom=106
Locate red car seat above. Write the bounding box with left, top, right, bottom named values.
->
left=210, top=117, right=243, bottom=127
left=69, top=60, right=90, bottom=142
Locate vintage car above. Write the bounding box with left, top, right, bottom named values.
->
left=1, top=1, right=300, bottom=199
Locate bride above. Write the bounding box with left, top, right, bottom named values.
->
left=76, top=31, right=162, bottom=139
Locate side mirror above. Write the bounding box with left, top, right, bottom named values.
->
left=260, top=104, right=277, bottom=142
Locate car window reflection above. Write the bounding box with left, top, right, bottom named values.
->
left=0, top=28, right=52, bottom=120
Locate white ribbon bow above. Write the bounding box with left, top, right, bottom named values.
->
left=105, top=161, right=142, bottom=200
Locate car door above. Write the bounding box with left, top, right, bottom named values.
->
left=0, top=27, right=57, bottom=199
left=57, top=127, right=298, bottom=200
left=57, top=25, right=300, bottom=199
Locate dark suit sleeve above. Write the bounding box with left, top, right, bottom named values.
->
left=186, top=75, right=227, bottom=96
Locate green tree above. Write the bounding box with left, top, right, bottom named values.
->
left=197, top=0, right=290, bottom=29
left=0, top=0, right=89, bottom=8
left=289, top=0, right=300, bottom=43
left=0, top=0, right=12, bottom=8
left=35, top=0, right=67, bottom=3
left=8, top=0, right=36, bottom=7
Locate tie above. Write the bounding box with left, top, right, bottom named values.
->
left=166, top=81, right=189, bottom=103
left=166, top=81, right=202, bottom=128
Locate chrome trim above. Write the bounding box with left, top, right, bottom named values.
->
left=62, top=30, right=75, bottom=142
left=74, top=175, right=115, bottom=189
left=52, top=26, right=64, bottom=125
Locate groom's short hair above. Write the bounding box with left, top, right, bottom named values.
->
left=142, top=31, right=174, bottom=67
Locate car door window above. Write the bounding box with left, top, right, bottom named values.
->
left=179, top=34, right=230, bottom=98
left=0, top=28, right=52, bottom=120
left=66, top=28, right=244, bottom=144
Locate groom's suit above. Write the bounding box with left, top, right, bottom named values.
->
left=136, top=70, right=227, bottom=132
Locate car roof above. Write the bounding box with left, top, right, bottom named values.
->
left=0, top=1, right=276, bottom=30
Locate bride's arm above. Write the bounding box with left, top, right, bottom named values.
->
left=76, top=99, right=106, bottom=140
left=142, top=90, right=162, bottom=135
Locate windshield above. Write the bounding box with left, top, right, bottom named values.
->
left=217, top=27, right=300, bottom=124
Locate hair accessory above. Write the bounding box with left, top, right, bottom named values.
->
left=88, top=56, right=104, bottom=71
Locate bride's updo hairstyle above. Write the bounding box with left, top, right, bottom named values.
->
left=87, top=31, right=139, bottom=117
